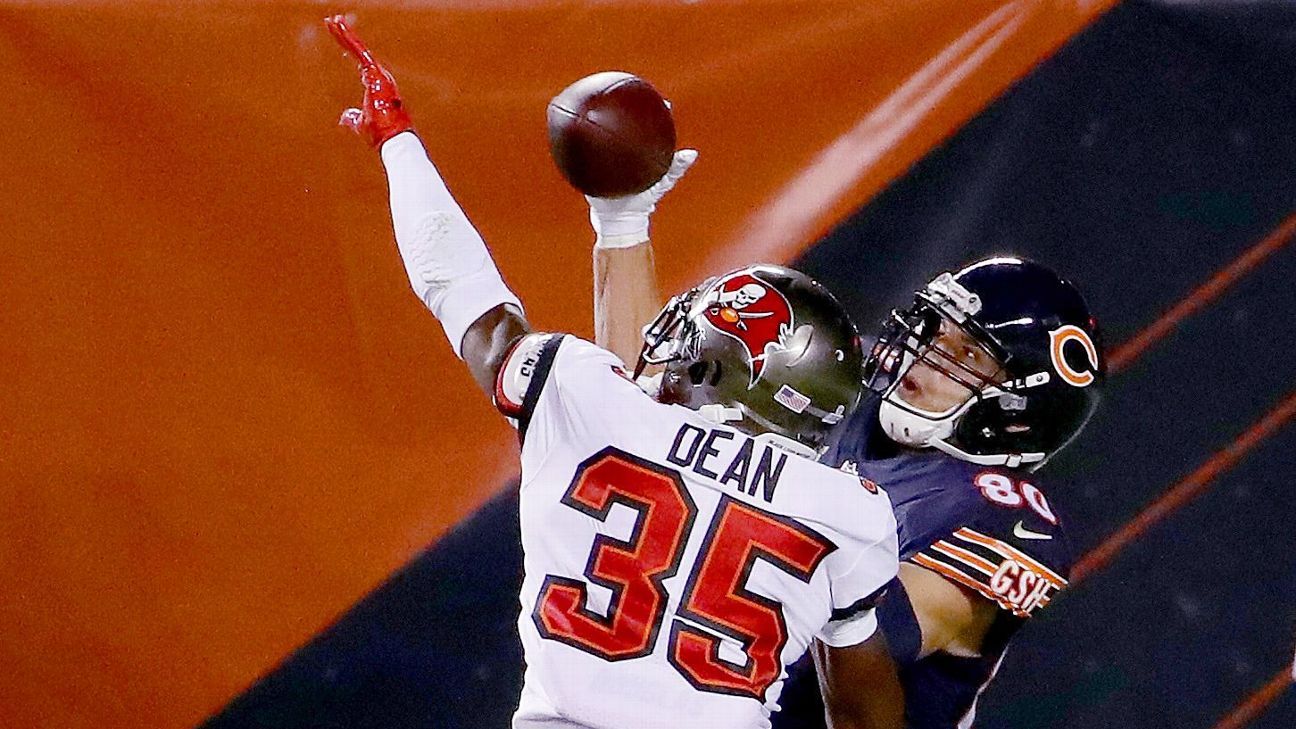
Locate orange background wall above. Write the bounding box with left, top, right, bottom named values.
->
left=0, top=2, right=1111, bottom=726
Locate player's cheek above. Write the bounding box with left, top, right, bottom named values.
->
left=911, top=366, right=969, bottom=411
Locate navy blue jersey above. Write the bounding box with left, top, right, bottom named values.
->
left=773, top=396, right=1074, bottom=729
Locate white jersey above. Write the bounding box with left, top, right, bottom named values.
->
left=495, top=334, right=899, bottom=729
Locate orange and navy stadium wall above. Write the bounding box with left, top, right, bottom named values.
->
left=2, top=2, right=1293, bottom=728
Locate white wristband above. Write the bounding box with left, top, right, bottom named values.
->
left=589, top=208, right=651, bottom=249
left=596, top=232, right=652, bottom=249
left=586, top=149, right=697, bottom=250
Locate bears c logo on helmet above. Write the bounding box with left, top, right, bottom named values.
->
left=1048, top=325, right=1100, bottom=387
left=700, top=271, right=794, bottom=389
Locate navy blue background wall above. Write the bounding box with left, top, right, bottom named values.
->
left=209, top=1, right=1296, bottom=727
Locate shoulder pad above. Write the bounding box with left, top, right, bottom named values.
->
left=908, top=467, right=1073, bottom=618
left=494, top=332, right=560, bottom=419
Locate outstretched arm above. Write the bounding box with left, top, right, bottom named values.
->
left=587, top=150, right=697, bottom=366
left=326, top=15, right=528, bottom=396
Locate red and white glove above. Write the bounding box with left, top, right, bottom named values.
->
left=325, top=15, right=413, bottom=149
left=587, top=150, right=698, bottom=249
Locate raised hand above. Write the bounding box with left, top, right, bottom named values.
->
left=587, top=149, right=699, bottom=248
left=324, top=15, right=413, bottom=149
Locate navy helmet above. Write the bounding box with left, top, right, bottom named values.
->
left=864, top=257, right=1104, bottom=469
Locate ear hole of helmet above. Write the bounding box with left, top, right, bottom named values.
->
left=687, top=361, right=709, bottom=386
left=683, top=360, right=727, bottom=387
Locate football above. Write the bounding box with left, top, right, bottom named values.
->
left=547, top=71, right=676, bottom=198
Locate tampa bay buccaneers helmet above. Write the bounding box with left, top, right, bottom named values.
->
left=865, top=257, right=1104, bottom=469
left=636, top=264, right=864, bottom=453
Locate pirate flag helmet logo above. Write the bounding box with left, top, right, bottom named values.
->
left=639, top=263, right=865, bottom=451
left=698, top=271, right=796, bottom=388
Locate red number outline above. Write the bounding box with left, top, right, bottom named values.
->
left=668, top=495, right=837, bottom=700
left=533, top=453, right=839, bottom=700
left=532, top=447, right=697, bottom=661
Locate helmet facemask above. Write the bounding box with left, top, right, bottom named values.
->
left=634, top=280, right=711, bottom=381
left=867, top=259, right=1104, bottom=470
left=867, top=274, right=1049, bottom=468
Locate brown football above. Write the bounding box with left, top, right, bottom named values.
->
left=547, top=71, right=676, bottom=198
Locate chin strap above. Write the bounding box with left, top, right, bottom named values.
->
left=879, top=390, right=1047, bottom=469
left=926, top=438, right=1045, bottom=469
left=697, top=404, right=743, bottom=425
left=635, top=372, right=663, bottom=398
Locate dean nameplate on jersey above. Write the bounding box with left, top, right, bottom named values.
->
left=665, top=423, right=790, bottom=503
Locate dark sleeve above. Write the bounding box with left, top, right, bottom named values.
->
left=876, top=576, right=922, bottom=668
left=906, top=468, right=1072, bottom=619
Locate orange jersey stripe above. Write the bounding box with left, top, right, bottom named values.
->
left=929, top=540, right=999, bottom=577
left=953, top=528, right=1067, bottom=588
left=911, top=553, right=1027, bottom=618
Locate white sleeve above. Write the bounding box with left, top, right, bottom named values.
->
left=818, top=607, right=879, bottom=648
left=380, top=132, right=522, bottom=358
left=817, top=510, right=900, bottom=648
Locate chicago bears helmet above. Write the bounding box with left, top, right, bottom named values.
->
left=636, top=264, right=864, bottom=453
left=865, top=257, right=1104, bottom=469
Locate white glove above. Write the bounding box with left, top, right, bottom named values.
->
left=587, top=149, right=699, bottom=249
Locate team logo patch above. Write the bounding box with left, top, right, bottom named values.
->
left=1048, top=325, right=1100, bottom=388
left=858, top=477, right=880, bottom=495
left=700, top=271, right=794, bottom=388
